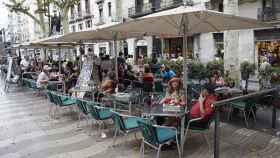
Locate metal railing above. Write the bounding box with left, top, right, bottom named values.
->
left=128, top=0, right=185, bottom=18
left=258, top=7, right=280, bottom=21
left=212, top=87, right=280, bottom=158
left=94, top=16, right=105, bottom=26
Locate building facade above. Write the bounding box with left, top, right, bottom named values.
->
left=6, top=1, right=45, bottom=44
left=68, top=0, right=135, bottom=57
left=127, top=0, right=280, bottom=81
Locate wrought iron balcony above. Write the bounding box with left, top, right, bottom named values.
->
left=258, top=7, right=280, bottom=22
left=94, top=16, right=105, bottom=26
left=128, top=0, right=184, bottom=18
left=83, top=10, right=94, bottom=19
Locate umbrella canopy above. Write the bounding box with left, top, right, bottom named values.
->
left=108, top=6, right=272, bottom=36
left=28, top=42, right=78, bottom=49
left=53, top=29, right=146, bottom=42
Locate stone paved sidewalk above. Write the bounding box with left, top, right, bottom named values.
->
left=0, top=85, right=280, bottom=158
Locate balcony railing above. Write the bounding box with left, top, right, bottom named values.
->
left=83, top=11, right=94, bottom=19
left=128, top=0, right=184, bottom=18
left=94, top=16, right=105, bottom=26
left=258, top=7, right=280, bottom=21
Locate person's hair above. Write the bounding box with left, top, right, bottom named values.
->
left=119, top=52, right=123, bottom=57
left=165, top=66, right=170, bottom=71
left=144, top=64, right=151, bottom=73
left=203, top=84, right=215, bottom=95
left=168, top=79, right=182, bottom=94
left=127, top=64, right=133, bottom=71
left=66, top=62, right=74, bottom=69
left=108, top=72, right=115, bottom=80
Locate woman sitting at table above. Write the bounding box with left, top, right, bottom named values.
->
left=94, top=72, right=115, bottom=101
left=160, top=77, right=186, bottom=106
left=187, top=84, right=217, bottom=124
left=156, top=77, right=186, bottom=127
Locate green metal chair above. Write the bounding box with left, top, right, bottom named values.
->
left=51, top=92, right=76, bottom=118
left=87, top=102, right=113, bottom=136
left=112, top=112, right=143, bottom=146
left=184, top=116, right=214, bottom=152
left=76, top=99, right=90, bottom=128
left=137, top=119, right=181, bottom=158
left=227, top=100, right=256, bottom=127
left=46, top=91, right=56, bottom=118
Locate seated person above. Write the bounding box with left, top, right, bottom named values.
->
left=156, top=77, right=186, bottom=126
left=124, top=65, right=138, bottom=87
left=36, top=65, right=51, bottom=89
left=160, top=77, right=186, bottom=106
left=101, top=72, right=115, bottom=95
left=64, top=62, right=79, bottom=93
left=188, top=84, right=217, bottom=123
left=20, top=56, right=30, bottom=72
left=214, top=71, right=225, bottom=87
left=94, top=72, right=116, bottom=102
left=160, top=64, right=176, bottom=82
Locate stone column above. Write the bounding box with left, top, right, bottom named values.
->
left=223, top=0, right=240, bottom=81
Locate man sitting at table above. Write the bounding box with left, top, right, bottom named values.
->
left=188, top=84, right=217, bottom=124
left=37, top=65, right=51, bottom=89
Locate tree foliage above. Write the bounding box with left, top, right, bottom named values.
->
left=5, top=0, right=80, bottom=36
left=5, top=0, right=47, bottom=35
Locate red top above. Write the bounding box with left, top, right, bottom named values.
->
left=143, top=73, right=154, bottom=82
left=190, top=95, right=217, bottom=121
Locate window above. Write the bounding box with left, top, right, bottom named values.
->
left=70, top=6, right=75, bottom=17
left=85, top=0, right=90, bottom=14
left=86, top=20, right=92, bottom=28
left=99, top=47, right=106, bottom=55
left=72, top=25, right=76, bottom=32
left=77, top=3, right=82, bottom=16
left=78, top=23, right=83, bottom=30
left=108, top=2, right=112, bottom=17
left=99, top=8, right=103, bottom=17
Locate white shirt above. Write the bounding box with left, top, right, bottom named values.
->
left=20, top=59, right=29, bottom=70
left=37, top=72, right=49, bottom=88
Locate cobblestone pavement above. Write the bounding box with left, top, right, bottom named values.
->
left=1, top=84, right=280, bottom=158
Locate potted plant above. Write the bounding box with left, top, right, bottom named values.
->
left=188, top=61, right=206, bottom=83
left=240, top=61, right=256, bottom=93
left=271, top=67, right=280, bottom=86
left=206, top=60, right=224, bottom=78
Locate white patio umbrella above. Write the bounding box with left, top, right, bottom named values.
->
left=108, top=5, right=272, bottom=102
left=51, top=29, right=148, bottom=83
left=107, top=5, right=273, bottom=156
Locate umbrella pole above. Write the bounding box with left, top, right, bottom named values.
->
left=58, top=47, right=61, bottom=74
left=113, top=33, right=118, bottom=85
left=181, top=27, right=188, bottom=156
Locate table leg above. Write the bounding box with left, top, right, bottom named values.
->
left=214, top=108, right=220, bottom=158
left=180, top=115, right=185, bottom=155
left=272, top=106, right=277, bottom=129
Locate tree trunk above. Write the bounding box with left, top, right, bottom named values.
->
left=36, top=0, right=48, bottom=37
left=62, top=9, right=70, bottom=34
left=223, top=0, right=240, bottom=83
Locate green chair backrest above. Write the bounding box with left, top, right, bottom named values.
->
left=46, top=91, right=55, bottom=104
left=137, top=120, right=158, bottom=146
left=51, top=92, right=60, bottom=105
left=112, top=112, right=126, bottom=131
left=154, top=81, right=164, bottom=92
left=76, top=99, right=88, bottom=115
left=87, top=102, right=102, bottom=120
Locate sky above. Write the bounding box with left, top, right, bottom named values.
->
left=0, top=0, right=9, bottom=29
